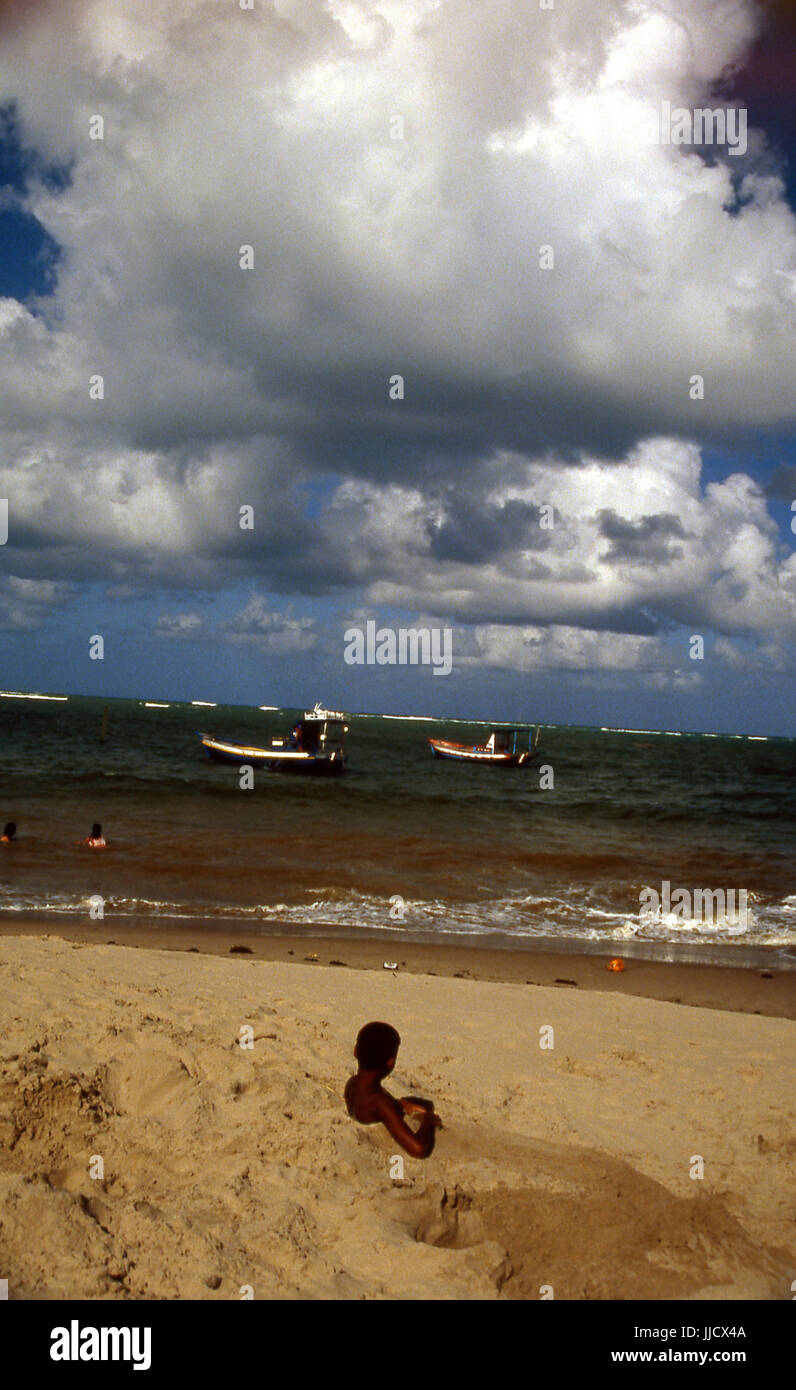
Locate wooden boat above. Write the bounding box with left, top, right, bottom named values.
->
left=199, top=704, right=349, bottom=775
left=429, top=725, right=541, bottom=766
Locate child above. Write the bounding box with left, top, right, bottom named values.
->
left=83, top=822, right=106, bottom=848
left=1, top=822, right=16, bottom=843
left=344, top=1021, right=442, bottom=1159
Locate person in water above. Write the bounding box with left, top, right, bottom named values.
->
left=83, top=822, right=106, bottom=848
left=344, top=1021, right=442, bottom=1158
left=1, top=822, right=16, bottom=842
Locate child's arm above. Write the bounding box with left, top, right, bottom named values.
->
left=375, top=1093, right=441, bottom=1159
left=399, top=1096, right=433, bottom=1116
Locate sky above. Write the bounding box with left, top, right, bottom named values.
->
left=0, top=0, right=794, bottom=733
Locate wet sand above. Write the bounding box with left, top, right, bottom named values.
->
left=0, top=915, right=793, bottom=1019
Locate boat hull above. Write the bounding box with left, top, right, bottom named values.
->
left=199, top=735, right=345, bottom=775
left=428, top=738, right=532, bottom=766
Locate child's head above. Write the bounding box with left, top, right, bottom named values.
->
left=355, top=1021, right=400, bottom=1074
left=3, top=822, right=16, bottom=839
left=91, top=823, right=102, bottom=838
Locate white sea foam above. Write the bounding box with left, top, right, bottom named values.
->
left=0, top=690, right=68, bottom=700
left=3, top=885, right=794, bottom=948
left=383, top=714, right=435, bottom=721
left=600, top=726, right=662, bottom=734
left=610, top=921, right=641, bottom=939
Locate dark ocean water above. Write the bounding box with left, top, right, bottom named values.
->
left=1, top=692, right=794, bottom=961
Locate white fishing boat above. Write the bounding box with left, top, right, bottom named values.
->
left=198, top=703, right=349, bottom=775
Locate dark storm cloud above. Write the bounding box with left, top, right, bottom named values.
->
left=597, top=510, right=689, bottom=565
left=764, top=463, right=796, bottom=501
left=427, top=496, right=551, bottom=563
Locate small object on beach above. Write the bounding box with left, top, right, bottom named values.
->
left=760, top=971, right=773, bottom=979
left=230, top=945, right=253, bottom=954
left=383, top=961, right=398, bottom=970
left=554, top=978, right=577, bottom=986
left=607, top=958, right=625, bottom=972
left=330, top=959, right=346, bottom=966
left=305, top=952, right=319, bottom=961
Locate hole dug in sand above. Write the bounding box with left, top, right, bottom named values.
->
left=413, top=1184, right=513, bottom=1293
left=412, top=1156, right=791, bottom=1301
left=414, top=1184, right=482, bottom=1250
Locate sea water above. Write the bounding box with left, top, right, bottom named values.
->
left=1, top=694, right=794, bottom=964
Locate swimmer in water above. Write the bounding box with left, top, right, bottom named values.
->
left=82, top=822, right=106, bottom=848
left=1, top=821, right=16, bottom=842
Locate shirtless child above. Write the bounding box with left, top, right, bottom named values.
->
left=344, top=1021, right=442, bottom=1159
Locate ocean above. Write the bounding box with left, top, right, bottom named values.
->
left=1, top=692, right=794, bottom=964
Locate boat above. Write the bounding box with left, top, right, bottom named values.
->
left=199, top=704, right=349, bottom=775
left=428, top=725, right=541, bottom=766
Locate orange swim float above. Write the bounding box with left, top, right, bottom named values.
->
left=607, top=957, right=625, bottom=972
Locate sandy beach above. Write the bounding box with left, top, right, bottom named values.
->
left=0, top=929, right=793, bottom=1301
left=1, top=915, right=793, bottom=1018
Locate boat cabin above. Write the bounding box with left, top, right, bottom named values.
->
left=485, top=726, right=537, bottom=754
left=273, top=704, right=349, bottom=755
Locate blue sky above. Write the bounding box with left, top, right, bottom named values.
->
left=0, top=0, right=795, bottom=734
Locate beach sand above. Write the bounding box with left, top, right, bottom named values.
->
left=0, top=930, right=793, bottom=1300
left=1, top=915, right=793, bottom=1018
